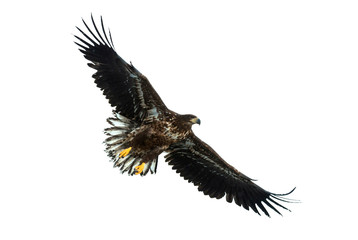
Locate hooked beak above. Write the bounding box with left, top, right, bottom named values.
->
left=190, top=117, right=201, bottom=125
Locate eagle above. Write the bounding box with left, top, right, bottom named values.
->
left=74, top=16, right=296, bottom=217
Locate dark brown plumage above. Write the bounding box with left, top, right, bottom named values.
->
left=75, top=15, right=296, bottom=217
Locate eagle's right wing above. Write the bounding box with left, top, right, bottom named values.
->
left=165, top=134, right=296, bottom=217
left=75, top=15, right=167, bottom=123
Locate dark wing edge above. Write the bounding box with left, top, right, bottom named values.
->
left=74, top=15, right=167, bottom=122
left=164, top=135, right=297, bottom=217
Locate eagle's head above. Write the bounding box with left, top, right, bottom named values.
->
left=182, top=114, right=201, bottom=126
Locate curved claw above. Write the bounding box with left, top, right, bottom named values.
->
left=134, top=162, right=145, bottom=175
left=119, top=147, right=132, bottom=158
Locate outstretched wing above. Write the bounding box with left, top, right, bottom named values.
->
left=165, top=135, right=295, bottom=217
left=74, top=15, right=167, bottom=123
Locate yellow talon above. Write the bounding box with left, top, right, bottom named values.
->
left=134, top=162, right=145, bottom=175
left=119, top=147, right=132, bottom=158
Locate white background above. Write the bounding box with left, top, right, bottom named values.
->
left=1, top=0, right=357, bottom=239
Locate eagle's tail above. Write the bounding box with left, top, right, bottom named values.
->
left=104, top=111, right=158, bottom=176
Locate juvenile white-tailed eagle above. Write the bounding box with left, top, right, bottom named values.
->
left=75, top=16, right=296, bottom=217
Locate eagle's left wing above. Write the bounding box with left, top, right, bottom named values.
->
left=165, top=135, right=295, bottom=217
left=74, top=16, right=167, bottom=123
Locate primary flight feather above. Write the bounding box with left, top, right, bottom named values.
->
left=75, top=15, right=296, bottom=217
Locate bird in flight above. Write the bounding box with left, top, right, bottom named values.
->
left=74, top=15, right=296, bottom=217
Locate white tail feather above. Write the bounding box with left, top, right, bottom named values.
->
left=104, top=112, right=158, bottom=176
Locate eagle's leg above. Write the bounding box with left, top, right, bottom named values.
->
left=134, top=162, right=145, bottom=175
left=119, top=147, right=132, bottom=158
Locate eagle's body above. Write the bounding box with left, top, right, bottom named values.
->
left=75, top=16, right=296, bottom=217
